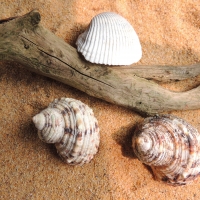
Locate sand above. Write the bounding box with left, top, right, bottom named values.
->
left=1, top=1, right=200, bottom=199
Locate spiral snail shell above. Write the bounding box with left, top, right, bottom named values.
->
left=132, top=115, right=200, bottom=186
left=32, top=98, right=100, bottom=165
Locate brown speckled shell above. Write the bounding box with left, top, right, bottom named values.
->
left=132, top=115, right=200, bottom=186
left=33, top=98, right=100, bottom=165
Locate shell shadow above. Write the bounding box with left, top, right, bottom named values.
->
left=19, top=120, right=61, bottom=162
left=112, top=123, right=138, bottom=159
left=112, top=123, right=156, bottom=179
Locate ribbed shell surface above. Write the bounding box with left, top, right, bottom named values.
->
left=76, top=12, right=142, bottom=65
left=34, top=98, right=100, bottom=165
left=52, top=98, right=99, bottom=165
left=132, top=115, right=200, bottom=186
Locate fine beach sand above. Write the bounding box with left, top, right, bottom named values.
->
left=1, top=1, right=200, bottom=199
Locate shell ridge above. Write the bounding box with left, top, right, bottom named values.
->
left=54, top=101, right=71, bottom=153
left=39, top=109, right=52, bottom=141
left=66, top=101, right=87, bottom=164
left=85, top=17, right=97, bottom=62
left=91, top=14, right=103, bottom=63
left=157, top=124, right=186, bottom=182
left=108, top=13, right=116, bottom=65
left=55, top=99, right=78, bottom=162
left=132, top=115, right=200, bottom=185
left=82, top=110, right=97, bottom=164
left=33, top=97, right=100, bottom=166
left=53, top=101, right=73, bottom=158
left=63, top=99, right=81, bottom=160
left=184, top=124, right=199, bottom=178
left=104, top=13, right=111, bottom=64
left=76, top=29, right=89, bottom=52
left=149, top=118, right=188, bottom=183
left=76, top=12, right=142, bottom=65
left=94, top=15, right=103, bottom=64
left=160, top=119, right=196, bottom=183
left=99, top=13, right=108, bottom=64
left=38, top=108, right=65, bottom=143
left=110, top=15, right=118, bottom=64
left=77, top=105, right=96, bottom=164
left=91, top=16, right=100, bottom=63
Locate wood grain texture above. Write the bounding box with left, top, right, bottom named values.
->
left=0, top=10, right=200, bottom=115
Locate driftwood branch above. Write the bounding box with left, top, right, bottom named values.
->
left=112, top=64, right=200, bottom=82
left=0, top=10, right=200, bottom=115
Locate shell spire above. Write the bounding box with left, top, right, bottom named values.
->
left=32, top=113, right=46, bottom=131
left=33, top=98, right=100, bottom=165
left=132, top=115, right=200, bottom=186
left=33, top=108, right=65, bottom=143
left=76, top=12, right=142, bottom=65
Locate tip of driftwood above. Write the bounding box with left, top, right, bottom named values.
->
left=0, top=9, right=41, bottom=26
left=28, top=9, right=41, bottom=26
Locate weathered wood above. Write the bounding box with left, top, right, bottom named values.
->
left=0, top=10, right=200, bottom=115
left=112, top=64, right=200, bottom=82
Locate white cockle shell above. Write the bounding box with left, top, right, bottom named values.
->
left=76, top=12, right=142, bottom=65
left=132, top=115, right=200, bottom=186
left=33, top=98, right=100, bottom=165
